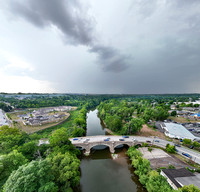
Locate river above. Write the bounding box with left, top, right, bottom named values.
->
left=78, top=109, right=146, bottom=192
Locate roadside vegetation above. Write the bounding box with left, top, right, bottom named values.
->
left=127, top=147, right=200, bottom=192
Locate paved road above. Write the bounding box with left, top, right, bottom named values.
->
left=70, top=135, right=200, bottom=164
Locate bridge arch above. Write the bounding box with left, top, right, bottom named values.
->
left=90, top=143, right=113, bottom=154
left=114, top=143, right=131, bottom=149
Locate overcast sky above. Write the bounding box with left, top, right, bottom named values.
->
left=0, top=0, right=200, bottom=94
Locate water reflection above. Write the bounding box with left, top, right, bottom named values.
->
left=77, top=109, right=146, bottom=192
left=86, top=109, right=106, bottom=136
left=78, top=148, right=146, bottom=192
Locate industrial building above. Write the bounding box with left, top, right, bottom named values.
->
left=160, top=122, right=197, bottom=140
left=161, top=168, right=200, bottom=190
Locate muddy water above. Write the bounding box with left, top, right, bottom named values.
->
left=78, top=109, right=146, bottom=192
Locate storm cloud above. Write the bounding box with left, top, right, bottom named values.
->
left=89, top=45, right=130, bottom=73
left=6, top=0, right=129, bottom=72
left=1, top=0, right=200, bottom=94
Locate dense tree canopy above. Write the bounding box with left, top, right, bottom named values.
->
left=0, top=126, right=29, bottom=154
left=3, top=160, right=58, bottom=192
left=0, top=150, right=28, bottom=187
left=48, top=152, right=80, bottom=192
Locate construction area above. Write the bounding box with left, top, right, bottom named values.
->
left=7, top=106, right=76, bottom=133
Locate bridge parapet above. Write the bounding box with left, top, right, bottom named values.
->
left=72, top=140, right=143, bottom=155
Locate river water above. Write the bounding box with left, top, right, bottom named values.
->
left=78, top=109, right=146, bottom=192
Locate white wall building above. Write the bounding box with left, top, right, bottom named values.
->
left=0, top=109, right=9, bottom=126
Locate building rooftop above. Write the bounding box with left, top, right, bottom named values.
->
left=164, top=123, right=196, bottom=140
left=176, top=174, right=200, bottom=189
left=162, top=168, right=195, bottom=189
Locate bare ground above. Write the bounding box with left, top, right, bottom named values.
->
left=139, top=147, right=192, bottom=169
left=137, top=124, right=166, bottom=139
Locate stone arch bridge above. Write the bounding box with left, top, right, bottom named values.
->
left=70, top=135, right=144, bottom=155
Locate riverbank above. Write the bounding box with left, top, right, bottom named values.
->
left=78, top=109, right=146, bottom=192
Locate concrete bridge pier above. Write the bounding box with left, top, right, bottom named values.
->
left=110, top=142, right=115, bottom=154
left=83, top=145, right=90, bottom=156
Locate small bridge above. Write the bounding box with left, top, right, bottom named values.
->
left=70, top=135, right=145, bottom=155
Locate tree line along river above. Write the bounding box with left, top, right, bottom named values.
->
left=76, top=109, right=146, bottom=192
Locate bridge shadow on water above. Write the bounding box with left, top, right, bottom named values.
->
left=75, top=146, right=147, bottom=192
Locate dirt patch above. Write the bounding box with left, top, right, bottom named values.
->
left=149, top=156, right=192, bottom=169
left=139, top=147, right=192, bottom=169
left=170, top=116, right=200, bottom=123
left=137, top=124, right=166, bottom=139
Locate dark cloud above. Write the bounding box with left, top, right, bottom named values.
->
left=7, top=0, right=129, bottom=72
left=9, top=0, right=94, bottom=45
left=89, top=45, right=130, bottom=73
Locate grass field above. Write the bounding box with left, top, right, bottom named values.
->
left=170, top=116, right=200, bottom=123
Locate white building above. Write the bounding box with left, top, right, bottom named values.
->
left=160, top=122, right=197, bottom=140
left=0, top=109, right=9, bottom=126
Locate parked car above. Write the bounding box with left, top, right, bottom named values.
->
left=154, top=140, right=159, bottom=142
left=174, top=144, right=181, bottom=147
left=146, top=140, right=151, bottom=143
left=73, top=138, right=79, bottom=141
left=182, top=152, right=192, bottom=158
left=119, top=139, right=125, bottom=141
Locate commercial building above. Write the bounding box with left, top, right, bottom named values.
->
left=161, top=168, right=200, bottom=190
left=161, top=122, right=197, bottom=140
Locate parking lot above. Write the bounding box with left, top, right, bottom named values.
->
left=139, top=148, right=192, bottom=169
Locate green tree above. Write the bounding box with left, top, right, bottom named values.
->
left=193, top=141, right=200, bottom=148
left=183, top=139, right=192, bottom=146
left=166, top=144, right=176, bottom=153
left=179, top=184, right=200, bottom=192
left=0, top=150, right=28, bottom=187
left=48, top=152, right=80, bottom=191
left=171, top=111, right=177, bottom=116
left=3, top=160, right=58, bottom=192
left=49, top=128, right=71, bottom=148
left=146, top=170, right=173, bottom=192
left=125, top=118, right=144, bottom=134
left=0, top=126, right=28, bottom=154
left=17, top=141, right=38, bottom=161
left=71, top=126, right=85, bottom=137
left=127, top=147, right=142, bottom=160
left=152, top=107, right=169, bottom=121
left=105, top=114, right=122, bottom=132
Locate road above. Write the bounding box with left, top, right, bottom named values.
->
left=70, top=135, right=200, bottom=164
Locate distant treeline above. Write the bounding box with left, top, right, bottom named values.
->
left=1, top=93, right=200, bottom=110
